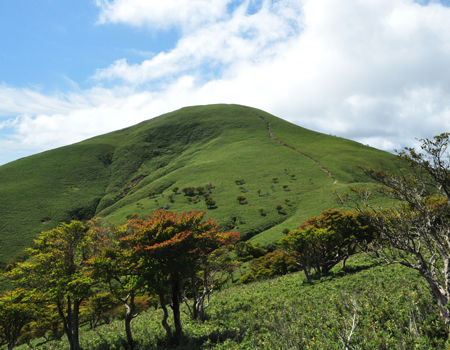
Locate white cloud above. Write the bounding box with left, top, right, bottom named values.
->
left=93, top=0, right=302, bottom=84
left=95, top=0, right=231, bottom=29
left=3, top=0, right=450, bottom=165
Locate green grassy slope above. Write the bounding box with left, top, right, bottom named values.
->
left=13, top=254, right=446, bottom=350
left=0, top=104, right=397, bottom=265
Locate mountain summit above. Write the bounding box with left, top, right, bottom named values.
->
left=0, top=104, right=395, bottom=265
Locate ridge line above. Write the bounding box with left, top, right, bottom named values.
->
left=245, top=107, right=336, bottom=183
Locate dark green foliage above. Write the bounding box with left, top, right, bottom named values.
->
left=206, top=197, right=216, bottom=209
left=280, top=209, right=374, bottom=282
left=239, top=250, right=297, bottom=283
left=235, top=241, right=267, bottom=262
left=181, top=187, right=196, bottom=196
left=237, top=195, right=247, bottom=204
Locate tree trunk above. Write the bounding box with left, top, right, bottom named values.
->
left=57, top=297, right=82, bottom=350
left=121, top=293, right=136, bottom=350
left=172, top=279, right=183, bottom=345
left=159, top=295, right=172, bottom=343
left=72, top=300, right=80, bottom=350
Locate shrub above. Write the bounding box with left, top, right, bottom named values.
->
left=237, top=195, right=247, bottom=204
left=276, top=204, right=283, bottom=212
left=206, top=197, right=216, bottom=209
left=235, top=179, right=245, bottom=185
left=181, top=187, right=195, bottom=196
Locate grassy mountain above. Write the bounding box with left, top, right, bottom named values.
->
left=0, top=104, right=397, bottom=266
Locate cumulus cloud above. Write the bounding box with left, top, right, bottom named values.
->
left=95, top=0, right=231, bottom=29
left=2, top=0, right=450, bottom=165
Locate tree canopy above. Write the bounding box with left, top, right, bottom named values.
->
left=337, top=132, right=450, bottom=328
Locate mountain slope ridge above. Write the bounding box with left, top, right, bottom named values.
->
left=0, top=104, right=397, bottom=265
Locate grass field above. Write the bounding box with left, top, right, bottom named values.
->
left=10, top=254, right=447, bottom=350
left=0, top=104, right=398, bottom=266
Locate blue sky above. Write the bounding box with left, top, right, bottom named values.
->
left=2, top=0, right=450, bottom=165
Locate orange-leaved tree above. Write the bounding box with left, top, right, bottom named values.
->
left=122, top=210, right=239, bottom=345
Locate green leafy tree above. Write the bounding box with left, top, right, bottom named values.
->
left=280, top=210, right=373, bottom=282
left=81, top=292, right=120, bottom=330
left=7, top=221, right=104, bottom=350
left=336, top=133, right=450, bottom=328
left=0, top=289, right=36, bottom=350
left=88, top=222, right=144, bottom=350
left=276, top=204, right=283, bottom=213
left=172, top=187, right=179, bottom=194
left=205, top=197, right=216, bottom=209
left=299, top=209, right=374, bottom=269
left=181, top=187, right=195, bottom=196
left=123, top=210, right=239, bottom=345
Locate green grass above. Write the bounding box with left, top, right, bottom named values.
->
left=0, top=104, right=397, bottom=267
left=11, top=254, right=447, bottom=350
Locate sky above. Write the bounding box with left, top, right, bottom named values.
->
left=1, top=0, right=450, bottom=165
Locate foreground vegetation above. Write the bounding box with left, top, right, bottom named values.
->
left=8, top=257, right=448, bottom=350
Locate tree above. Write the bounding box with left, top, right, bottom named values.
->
left=88, top=221, right=143, bottom=350
left=275, top=204, right=283, bottom=213
left=280, top=209, right=372, bottom=282
left=336, top=133, right=450, bottom=328
left=181, top=187, right=195, bottom=196
left=122, top=210, right=239, bottom=345
left=0, top=289, right=36, bottom=350
left=299, top=209, right=374, bottom=269
left=237, top=195, right=246, bottom=204
left=7, top=221, right=104, bottom=350
left=172, top=187, right=179, bottom=194
left=205, top=197, right=216, bottom=209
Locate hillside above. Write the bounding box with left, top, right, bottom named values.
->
left=0, top=104, right=397, bottom=266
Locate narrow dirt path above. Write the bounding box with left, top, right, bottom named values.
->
left=247, top=107, right=337, bottom=182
